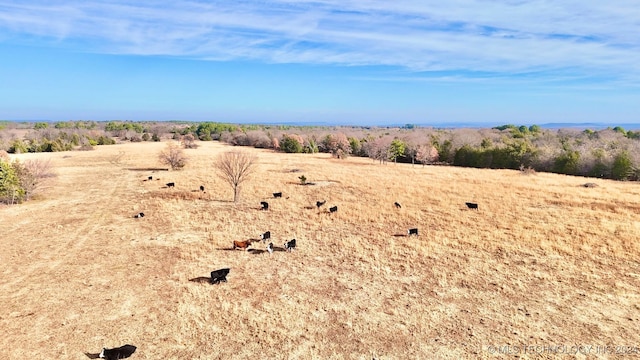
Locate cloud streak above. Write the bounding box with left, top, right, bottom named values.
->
left=1, top=1, right=639, bottom=83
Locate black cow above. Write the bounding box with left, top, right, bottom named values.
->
left=99, top=344, right=137, bottom=360
left=408, top=228, right=419, bottom=236
left=284, top=239, right=296, bottom=252
left=329, top=206, right=338, bottom=213
left=210, top=268, right=230, bottom=284
left=266, top=242, right=273, bottom=255
left=200, top=185, right=205, bottom=192
left=273, top=192, right=282, bottom=198
left=166, top=182, right=175, bottom=188
left=465, top=202, right=478, bottom=210
left=260, top=201, right=269, bottom=210
left=133, top=212, right=145, bottom=218
left=260, top=231, right=271, bottom=242
left=394, top=202, right=402, bottom=209
left=316, top=200, right=326, bottom=209
left=148, top=176, right=153, bottom=181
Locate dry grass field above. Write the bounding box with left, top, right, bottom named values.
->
left=1, top=141, right=639, bottom=359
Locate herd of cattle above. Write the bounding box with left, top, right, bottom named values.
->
left=111, top=175, right=480, bottom=358
left=135, top=178, right=480, bottom=288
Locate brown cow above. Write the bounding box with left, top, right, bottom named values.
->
left=233, top=240, right=252, bottom=250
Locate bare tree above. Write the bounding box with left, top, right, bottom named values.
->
left=214, top=150, right=257, bottom=202
left=416, top=144, right=439, bottom=166
left=12, top=158, right=56, bottom=200
left=181, top=133, right=198, bottom=149
left=323, top=132, right=351, bottom=158
left=159, top=143, right=188, bottom=170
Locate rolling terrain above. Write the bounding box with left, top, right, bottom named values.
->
left=1, top=141, right=639, bottom=359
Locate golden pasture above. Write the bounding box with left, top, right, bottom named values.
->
left=1, top=141, right=639, bottom=359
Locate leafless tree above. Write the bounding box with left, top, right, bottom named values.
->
left=181, top=133, right=198, bottom=149
left=323, top=132, right=351, bottom=158
left=159, top=143, right=188, bottom=170
left=416, top=144, right=439, bottom=166
left=214, top=150, right=257, bottom=202
left=364, top=136, right=392, bottom=164
left=12, top=158, right=56, bottom=200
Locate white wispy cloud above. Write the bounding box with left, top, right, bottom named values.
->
left=1, top=0, right=639, bottom=83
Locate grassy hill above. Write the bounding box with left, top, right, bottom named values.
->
left=1, top=141, right=639, bottom=359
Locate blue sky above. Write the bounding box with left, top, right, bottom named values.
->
left=1, top=1, right=639, bottom=126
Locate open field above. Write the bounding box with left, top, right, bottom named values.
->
left=1, top=141, right=639, bottom=359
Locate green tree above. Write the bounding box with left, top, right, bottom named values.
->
left=0, top=159, right=25, bottom=204
left=528, top=124, right=541, bottom=133
left=34, top=122, right=48, bottom=129
left=388, top=139, right=406, bottom=163
left=611, top=151, right=634, bottom=180
left=280, top=135, right=303, bottom=153
left=348, top=137, right=364, bottom=157
left=553, top=150, right=580, bottom=175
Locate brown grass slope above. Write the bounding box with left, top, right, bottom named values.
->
left=1, top=141, right=639, bottom=359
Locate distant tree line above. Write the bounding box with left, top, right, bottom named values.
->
left=1, top=120, right=638, bottom=181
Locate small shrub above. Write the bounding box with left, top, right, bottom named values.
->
left=519, top=164, right=537, bottom=175
left=159, top=143, right=188, bottom=170
left=298, top=175, right=307, bottom=185
left=0, top=159, right=25, bottom=204
left=181, top=133, right=198, bottom=149
left=12, top=158, right=55, bottom=200
left=78, top=144, right=95, bottom=151
left=8, top=139, right=28, bottom=154
left=280, top=135, right=303, bottom=153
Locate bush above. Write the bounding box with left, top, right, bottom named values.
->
left=0, top=159, right=25, bottom=204
left=159, top=143, right=188, bottom=170
left=611, top=151, right=634, bottom=180
left=97, top=136, right=116, bottom=145
left=181, top=133, right=198, bottom=148
left=8, top=139, right=28, bottom=154
left=12, top=158, right=55, bottom=200
left=280, top=135, right=303, bottom=153
left=553, top=150, right=580, bottom=175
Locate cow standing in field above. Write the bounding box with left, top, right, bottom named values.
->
left=329, top=206, right=338, bottom=213
left=200, top=185, right=205, bottom=192
left=394, top=202, right=402, bottom=209
left=408, top=228, right=419, bottom=236
left=260, top=201, right=269, bottom=210
left=133, top=212, right=145, bottom=218
left=284, top=239, right=296, bottom=252
left=465, top=202, right=478, bottom=210
left=273, top=192, right=282, bottom=198
left=166, top=182, right=175, bottom=188
left=260, top=231, right=271, bottom=242
left=210, top=268, right=230, bottom=284
left=316, top=200, right=326, bottom=209
left=233, top=240, right=252, bottom=250
left=99, top=344, right=136, bottom=360
left=266, top=242, right=273, bottom=256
